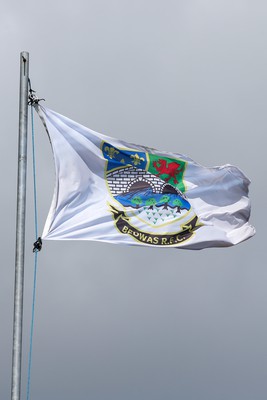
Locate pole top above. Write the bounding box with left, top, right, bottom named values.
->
left=20, top=51, right=29, bottom=60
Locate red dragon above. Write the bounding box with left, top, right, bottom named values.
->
left=153, top=159, right=182, bottom=184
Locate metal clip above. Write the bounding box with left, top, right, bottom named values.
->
left=28, top=78, right=45, bottom=105
left=28, top=89, right=45, bottom=106
left=33, top=237, right=42, bottom=252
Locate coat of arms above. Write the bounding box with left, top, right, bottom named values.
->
left=102, top=142, right=200, bottom=246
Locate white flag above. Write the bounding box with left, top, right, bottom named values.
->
left=38, top=106, right=255, bottom=249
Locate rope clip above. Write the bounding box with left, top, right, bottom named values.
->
left=33, top=237, right=42, bottom=253
left=28, top=78, right=45, bottom=105
left=28, top=89, right=45, bottom=106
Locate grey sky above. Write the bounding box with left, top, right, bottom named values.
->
left=1, top=1, right=266, bottom=399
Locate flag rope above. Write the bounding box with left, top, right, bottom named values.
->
left=26, top=104, right=40, bottom=400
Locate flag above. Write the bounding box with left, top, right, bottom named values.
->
left=37, top=106, right=255, bottom=249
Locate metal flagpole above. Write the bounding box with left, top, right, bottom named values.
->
left=11, top=51, right=29, bottom=400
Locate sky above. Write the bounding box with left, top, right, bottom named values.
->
left=1, top=1, right=266, bottom=399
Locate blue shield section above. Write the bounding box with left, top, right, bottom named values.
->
left=102, top=142, right=147, bottom=172
left=115, top=188, right=191, bottom=211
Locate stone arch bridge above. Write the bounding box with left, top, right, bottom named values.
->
left=107, top=166, right=184, bottom=197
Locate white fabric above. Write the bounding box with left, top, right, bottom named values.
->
left=39, top=106, right=255, bottom=249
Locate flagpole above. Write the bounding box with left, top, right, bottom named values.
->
left=11, top=51, right=29, bottom=400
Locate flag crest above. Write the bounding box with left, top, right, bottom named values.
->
left=102, top=142, right=200, bottom=245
